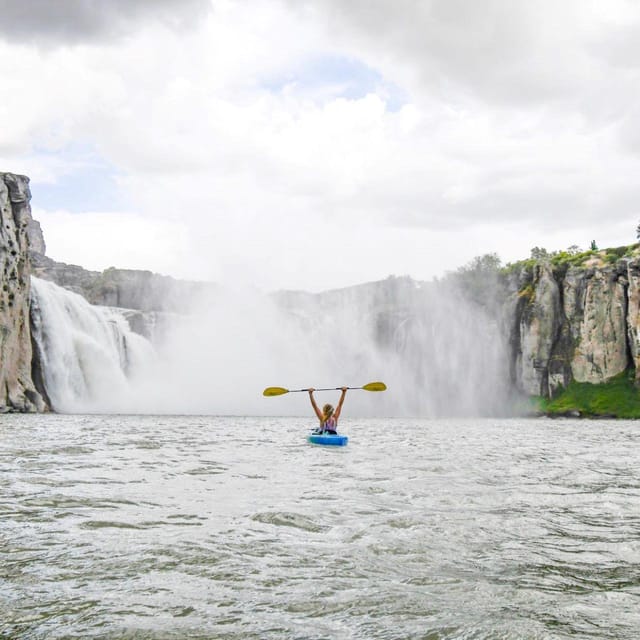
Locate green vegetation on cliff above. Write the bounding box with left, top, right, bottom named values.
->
left=539, top=370, right=640, bottom=418
left=503, top=243, right=640, bottom=274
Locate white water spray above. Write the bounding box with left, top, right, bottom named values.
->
left=272, top=276, right=514, bottom=417
left=30, top=275, right=515, bottom=417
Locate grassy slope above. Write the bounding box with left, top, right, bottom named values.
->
left=539, top=371, right=640, bottom=418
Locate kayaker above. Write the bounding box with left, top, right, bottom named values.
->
left=308, top=387, right=347, bottom=434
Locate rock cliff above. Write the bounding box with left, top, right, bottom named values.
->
left=0, top=173, right=46, bottom=412
left=504, top=255, right=640, bottom=399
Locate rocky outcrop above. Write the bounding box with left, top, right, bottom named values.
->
left=506, top=257, right=640, bottom=398
left=566, top=267, right=628, bottom=383
left=512, top=263, right=562, bottom=396
left=0, top=173, right=46, bottom=412
left=27, top=217, right=46, bottom=255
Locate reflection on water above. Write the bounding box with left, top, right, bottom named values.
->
left=1, top=415, right=640, bottom=639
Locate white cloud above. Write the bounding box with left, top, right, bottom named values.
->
left=3, top=0, right=640, bottom=291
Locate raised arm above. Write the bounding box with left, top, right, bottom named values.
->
left=308, top=388, right=323, bottom=421
left=334, top=387, right=347, bottom=420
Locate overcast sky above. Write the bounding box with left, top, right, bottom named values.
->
left=1, top=0, right=639, bottom=292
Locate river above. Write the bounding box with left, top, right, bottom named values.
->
left=1, top=415, right=639, bottom=639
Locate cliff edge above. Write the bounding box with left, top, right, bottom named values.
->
left=0, top=173, right=46, bottom=412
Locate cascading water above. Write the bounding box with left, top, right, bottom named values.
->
left=29, top=274, right=517, bottom=417
left=30, top=277, right=156, bottom=413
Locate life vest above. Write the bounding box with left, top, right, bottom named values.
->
left=321, top=415, right=337, bottom=433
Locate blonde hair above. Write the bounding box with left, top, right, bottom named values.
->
left=322, top=404, right=334, bottom=420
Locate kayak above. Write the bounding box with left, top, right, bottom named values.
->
left=307, top=433, right=349, bottom=446
left=307, top=433, right=348, bottom=446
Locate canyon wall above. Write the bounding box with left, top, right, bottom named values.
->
left=0, top=173, right=45, bottom=411
left=505, top=256, right=640, bottom=398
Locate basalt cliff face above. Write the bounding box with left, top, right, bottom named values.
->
left=0, top=173, right=46, bottom=412
left=504, top=258, right=640, bottom=399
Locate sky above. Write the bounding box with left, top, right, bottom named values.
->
left=1, top=0, right=640, bottom=292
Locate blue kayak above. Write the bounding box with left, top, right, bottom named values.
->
left=307, top=433, right=349, bottom=446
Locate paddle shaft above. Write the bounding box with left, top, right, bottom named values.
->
left=289, top=387, right=356, bottom=393
left=263, top=381, right=385, bottom=397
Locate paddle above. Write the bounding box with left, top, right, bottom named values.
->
left=263, top=381, right=386, bottom=397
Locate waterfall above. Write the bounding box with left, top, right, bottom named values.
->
left=29, top=275, right=516, bottom=417
left=30, top=277, right=156, bottom=413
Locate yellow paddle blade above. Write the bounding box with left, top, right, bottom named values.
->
left=362, top=381, right=387, bottom=392
left=263, top=386, right=289, bottom=397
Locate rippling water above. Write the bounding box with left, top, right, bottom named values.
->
left=2, top=415, right=640, bottom=639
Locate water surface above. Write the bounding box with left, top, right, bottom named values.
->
left=2, top=415, right=639, bottom=639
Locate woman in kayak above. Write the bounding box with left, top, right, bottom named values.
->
left=308, top=387, right=347, bottom=434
